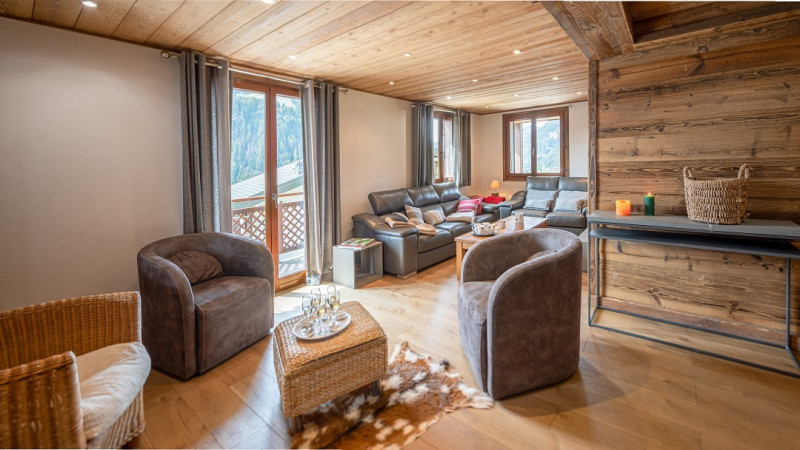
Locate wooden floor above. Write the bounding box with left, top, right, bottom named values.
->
left=133, top=259, right=800, bottom=449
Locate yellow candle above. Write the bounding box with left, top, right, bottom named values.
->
left=615, top=200, right=631, bottom=216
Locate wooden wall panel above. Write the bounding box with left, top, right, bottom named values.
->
left=594, top=35, right=800, bottom=340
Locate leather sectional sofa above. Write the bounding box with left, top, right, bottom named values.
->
left=499, top=176, right=588, bottom=235
left=352, top=182, right=493, bottom=278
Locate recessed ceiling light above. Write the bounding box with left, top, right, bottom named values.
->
left=513, top=93, right=519, bottom=97
left=81, top=0, right=97, bottom=7
left=446, top=96, right=452, bottom=100
left=472, top=79, right=478, bottom=83
left=403, top=53, right=411, bottom=57
left=552, top=76, right=559, bottom=81
left=287, top=55, right=298, bottom=60
left=576, top=91, right=582, bottom=95
left=389, top=81, right=395, bottom=85
left=512, top=49, right=522, bottom=55
left=485, top=106, right=490, bottom=109
left=261, top=0, right=276, bottom=4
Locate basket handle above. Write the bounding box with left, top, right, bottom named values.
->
left=738, top=164, right=752, bottom=179
left=683, top=167, right=694, bottom=179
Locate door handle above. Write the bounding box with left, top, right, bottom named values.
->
left=272, top=193, right=278, bottom=208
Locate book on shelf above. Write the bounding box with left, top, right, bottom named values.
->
left=339, top=238, right=375, bottom=249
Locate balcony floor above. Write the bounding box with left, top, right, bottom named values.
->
left=278, top=248, right=304, bottom=279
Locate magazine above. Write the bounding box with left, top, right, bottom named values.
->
left=339, top=238, right=375, bottom=248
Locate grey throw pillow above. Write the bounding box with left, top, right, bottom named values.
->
left=557, top=190, right=588, bottom=210
left=422, top=209, right=445, bottom=225
left=390, top=212, right=409, bottom=222
left=524, top=198, right=552, bottom=211
left=553, top=197, right=583, bottom=212
left=405, top=204, right=423, bottom=224
left=168, top=250, right=224, bottom=285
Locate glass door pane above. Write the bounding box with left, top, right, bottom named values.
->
left=230, top=88, right=268, bottom=244
left=509, top=119, right=532, bottom=174
left=275, top=94, right=305, bottom=278
left=536, top=116, right=561, bottom=174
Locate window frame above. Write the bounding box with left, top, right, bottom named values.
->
left=433, top=110, right=455, bottom=183
left=502, top=106, right=569, bottom=181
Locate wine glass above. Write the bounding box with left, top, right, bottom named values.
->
left=327, top=286, right=341, bottom=326
left=315, top=302, right=328, bottom=335
left=310, top=290, right=322, bottom=332
left=301, top=295, right=314, bottom=336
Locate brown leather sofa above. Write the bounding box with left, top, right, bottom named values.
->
left=352, top=182, right=495, bottom=278
left=498, top=176, right=588, bottom=235
left=458, top=228, right=582, bottom=399
left=137, top=232, right=274, bottom=379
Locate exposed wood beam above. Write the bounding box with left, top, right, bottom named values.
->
left=541, top=1, right=634, bottom=61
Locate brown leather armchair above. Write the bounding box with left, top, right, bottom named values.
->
left=137, top=232, right=274, bottom=379
left=457, top=228, right=582, bottom=399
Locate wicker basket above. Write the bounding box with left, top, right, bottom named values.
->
left=683, top=164, right=752, bottom=224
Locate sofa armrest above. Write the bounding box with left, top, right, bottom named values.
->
left=498, top=191, right=525, bottom=218
left=352, top=213, right=419, bottom=238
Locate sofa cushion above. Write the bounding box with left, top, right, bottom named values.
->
left=436, top=221, right=472, bottom=237
left=558, top=177, right=588, bottom=192
left=168, top=250, right=223, bottom=285
left=433, top=181, right=461, bottom=202
left=546, top=211, right=586, bottom=228
left=76, top=342, right=151, bottom=440
left=553, top=197, right=583, bottom=212
left=193, top=276, right=272, bottom=372
left=514, top=209, right=548, bottom=218
left=423, top=207, right=446, bottom=225
left=407, top=185, right=440, bottom=207
left=440, top=199, right=460, bottom=216
left=369, top=188, right=413, bottom=215
left=418, top=228, right=452, bottom=252
left=524, top=198, right=552, bottom=211
left=457, top=198, right=482, bottom=214
left=525, top=176, right=559, bottom=191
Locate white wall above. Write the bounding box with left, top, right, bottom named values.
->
left=0, top=19, right=182, bottom=310
left=473, top=101, right=589, bottom=197
left=338, top=90, right=411, bottom=239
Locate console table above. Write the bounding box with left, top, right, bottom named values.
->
left=587, top=211, right=800, bottom=376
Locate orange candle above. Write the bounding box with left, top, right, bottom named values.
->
left=615, top=200, right=631, bottom=216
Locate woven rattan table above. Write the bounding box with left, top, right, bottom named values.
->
left=273, top=301, right=387, bottom=433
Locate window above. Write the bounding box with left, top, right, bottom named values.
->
left=502, top=107, right=568, bottom=181
left=433, top=110, right=454, bottom=182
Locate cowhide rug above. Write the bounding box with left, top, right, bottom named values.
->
left=291, top=342, right=493, bottom=449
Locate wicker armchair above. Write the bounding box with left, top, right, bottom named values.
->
left=0, top=292, right=147, bottom=449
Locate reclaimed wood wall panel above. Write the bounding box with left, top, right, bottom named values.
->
left=594, top=34, right=800, bottom=340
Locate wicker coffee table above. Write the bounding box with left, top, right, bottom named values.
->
left=273, top=301, right=387, bottom=433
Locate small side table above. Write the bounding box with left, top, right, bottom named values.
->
left=333, top=242, right=383, bottom=288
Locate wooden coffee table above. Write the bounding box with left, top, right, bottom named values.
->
left=455, top=216, right=548, bottom=279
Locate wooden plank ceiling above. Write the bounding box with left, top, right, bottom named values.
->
left=543, top=1, right=800, bottom=61
left=0, top=0, right=589, bottom=114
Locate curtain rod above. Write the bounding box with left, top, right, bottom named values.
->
left=160, top=50, right=349, bottom=94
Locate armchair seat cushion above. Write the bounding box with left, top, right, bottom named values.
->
left=193, top=276, right=272, bottom=372
left=76, top=342, right=151, bottom=440
left=545, top=212, right=586, bottom=228
left=418, top=229, right=452, bottom=252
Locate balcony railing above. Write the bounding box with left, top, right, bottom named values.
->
left=231, top=194, right=305, bottom=254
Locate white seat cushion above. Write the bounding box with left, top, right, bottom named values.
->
left=76, top=342, right=151, bottom=440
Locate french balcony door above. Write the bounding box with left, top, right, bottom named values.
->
left=230, top=76, right=305, bottom=290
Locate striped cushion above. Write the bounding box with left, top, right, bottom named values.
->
left=422, top=209, right=445, bottom=225
left=457, top=199, right=482, bottom=213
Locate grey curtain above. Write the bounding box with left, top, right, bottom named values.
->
left=454, top=109, right=471, bottom=187
left=412, top=102, right=435, bottom=187
left=180, top=51, right=232, bottom=234
left=301, top=81, right=341, bottom=285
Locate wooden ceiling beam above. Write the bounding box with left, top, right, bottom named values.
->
left=541, top=1, right=634, bottom=60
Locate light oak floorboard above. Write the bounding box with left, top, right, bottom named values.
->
left=134, top=259, right=800, bottom=449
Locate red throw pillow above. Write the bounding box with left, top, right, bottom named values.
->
left=483, top=195, right=505, bottom=204
left=457, top=198, right=482, bottom=213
